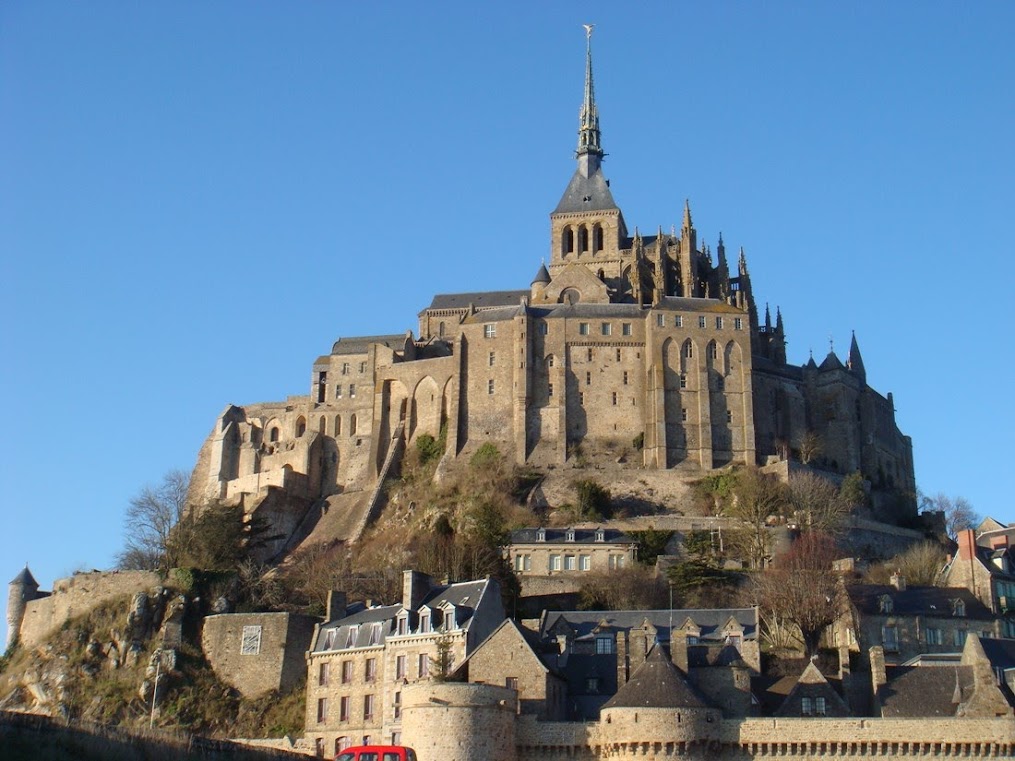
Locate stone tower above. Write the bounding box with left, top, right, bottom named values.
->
left=6, top=566, right=39, bottom=650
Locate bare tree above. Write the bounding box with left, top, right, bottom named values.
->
left=787, top=471, right=849, bottom=535
left=725, top=468, right=790, bottom=569
left=798, top=431, right=823, bottom=465
left=864, top=541, right=948, bottom=586
left=920, top=492, right=980, bottom=539
left=753, top=532, right=843, bottom=656
left=117, top=469, right=190, bottom=571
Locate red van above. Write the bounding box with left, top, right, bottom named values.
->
left=336, top=746, right=418, bottom=761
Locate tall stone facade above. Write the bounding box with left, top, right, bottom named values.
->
left=190, top=32, right=915, bottom=546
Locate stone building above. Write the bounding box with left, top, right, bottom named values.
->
left=504, top=527, right=637, bottom=578
left=188, top=30, right=915, bottom=554
left=942, top=526, right=1015, bottom=636
left=201, top=612, right=319, bottom=698
left=304, top=571, right=503, bottom=756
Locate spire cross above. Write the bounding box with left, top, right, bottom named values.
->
left=828, top=335, right=834, bottom=353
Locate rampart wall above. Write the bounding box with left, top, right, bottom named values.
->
left=19, top=571, right=162, bottom=648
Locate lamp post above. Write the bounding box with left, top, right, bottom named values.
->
left=149, top=648, right=162, bottom=729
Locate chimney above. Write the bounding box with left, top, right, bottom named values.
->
left=670, top=629, right=689, bottom=674
left=629, top=628, right=649, bottom=674
left=402, top=570, right=434, bottom=611
left=869, top=646, right=887, bottom=713
left=957, top=529, right=978, bottom=561
left=890, top=571, right=906, bottom=592
left=326, top=590, right=347, bottom=621
left=616, top=630, right=629, bottom=685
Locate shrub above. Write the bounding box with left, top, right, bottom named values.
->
left=470, top=442, right=501, bottom=468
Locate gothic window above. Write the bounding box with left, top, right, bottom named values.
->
left=709, top=342, right=718, bottom=360
left=318, top=371, right=327, bottom=403
left=319, top=417, right=326, bottom=433
left=578, top=225, right=589, bottom=252
left=438, top=321, right=446, bottom=337
left=335, top=415, right=342, bottom=435
left=295, top=417, right=307, bottom=438
left=350, top=414, right=358, bottom=435
left=563, top=226, right=574, bottom=254
left=593, top=224, right=604, bottom=252
left=683, top=342, right=693, bottom=359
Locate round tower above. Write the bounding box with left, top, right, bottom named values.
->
left=402, top=682, right=516, bottom=761
left=7, top=566, right=39, bottom=650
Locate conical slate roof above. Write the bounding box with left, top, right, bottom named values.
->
left=553, top=168, right=618, bottom=214
left=602, top=645, right=709, bottom=710
left=531, top=262, right=551, bottom=285
left=819, top=351, right=844, bottom=372
left=9, top=566, right=38, bottom=588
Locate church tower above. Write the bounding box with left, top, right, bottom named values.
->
left=547, top=26, right=628, bottom=300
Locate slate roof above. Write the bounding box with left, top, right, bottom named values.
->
left=819, top=351, right=844, bottom=371
left=601, top=645, right=709, bottom=709
left=9, top=566, right=38, bottom=587
left=553, top=168, right=619, bottom=215
left=540, top=608, right=758, bottom=644
left=424, top=291, right=529, bottom=311
left=657, top=296, right=745, bottom=314
left=847, top=584, right=995, bottom=620
left=532, top=263, right=551, bottom=285
left=311, top=578, right=491, bottom=653
left=328, top=334, right=407, bottom=356
left=879, top=665, right=973, bottom=717
left=509, top=527, right=635, bottom=545
left=773, top=661, right=850, bottom=717
left=980, top=637, right=1015, bottom=670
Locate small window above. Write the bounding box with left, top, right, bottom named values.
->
left=715, top=317, right=723, bottom=329
left=365, top=657, right=377, bottom=682
left=586, top=677, right=601, bottom=693
left=393, top=692, right=402, bottom=720
left=548, top=382, right=554, bottom=397
left=954, top=629, right=968, bottom=647
left=578, top=391, right=584, bottom=405
left=878, top=595, right=894, bottom=614
left=580, top=555, right=591, bottom=571
left=815, top=697, right=826, bottom=716
left=681, top=408, right=688, bottom=422
left=363, top=694, right=375, bottom=721
left=349, top=383, right=356, bottom=398
left=318, top=697, right=329, bottom=723
left=601, top=322, right=611, bottom=336
left=342, top=362, right=350, bottom=375
left=952, top=599, right=966, bottom=617
left=564, top=555, right=576, bottom=571
left=926, top=628, right=943, bottom=645
left=539, top=321, right=548, bottom=335
left=241, top=625, right=262, bottom=655
left=679, top=373, right=687, bottom=389
left=340, top=695, right=350, bottom=721
left=359, top=361, right=367, bottom=373
left=336, top=385, right=343, bottom=398
left=579, top=322, right=590, bottom=336
left=505, top=676, right=519, bottom=691
left=698, top=316, right=706, bottom=328
left=675, top=315, right=683, bottom=328
left=735, top=317, right=743, bottom=330
left=801, top=697, right=813, bottom=716
left=488, top=379, right=495, bottom=395
left=418, top=653, right=429, bottom=677
left=709, top=343, right=718, bottom=359
left=882, top=625, right=899, bottom=652
left=656, top=314, right=665, bottom=327
left=319, top=662, right=330, bottom=686
left=547, top=355, right=554, bottom=367
left=550, top=555, right=561, bottom=571
left=623, top=371, right=629, bottom=385
left=484, top=324, right=496, bottom=338
left=622, top=322, right=632, bottom=336
left=489, top=351, right=496, bottom=366
left=726, top=410, right=732, bottom=423
left=587, top=348, right=593, bottom=361
left=684, top=343, right=693, bottom=358
left=586, top=371, right=591, bottom=385
left=611, top=392, right=618, bottom=406
left=342, top=660, right=353, bottom=683
left=595, top=635, right=614, bottom=654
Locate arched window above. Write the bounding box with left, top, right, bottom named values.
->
left=350, top=414, right=358, bottom=435
left=269, top=426, right=280, bottom=443
left=335, top=415, right=342, bottom=436
left=563, top=227, right=574, bottom=254
left=438, top=321, right=445, bottom=337
left=597, top=269, right=605, bottom=281
left=319, top=417, right=326, bottom=433
left=593, top=224, right=604, bottom=252
left=295, top=417, right=307, bottom=438
left=683, top=342, right=693, bottom=359
left=578, top=225, right=589, bottom=253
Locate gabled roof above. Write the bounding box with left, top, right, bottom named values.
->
left=509, top=527, right=635, bottom=545
left=601, top=645, right=709, bottom=709
left=553, top=168, right=618, bottom=215
left=328, top=335, right=407, bottom=355
left=773, top=660, right=850, bottom=717
left=424, top=290, right=529, bottom=311
left=880, top=665, right=973, bottom=717
left=540, top=608, right=758, bottom=644
left=819, top=350, right=844, bottom=372
left=846, top=584, right=994, bottom=620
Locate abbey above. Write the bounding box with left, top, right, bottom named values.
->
left=192, top=33, right=914, bottom=538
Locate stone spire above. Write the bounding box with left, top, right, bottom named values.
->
left=847, top=330, right=867, bottom=382
left=576, top=24, right=603, bottom=178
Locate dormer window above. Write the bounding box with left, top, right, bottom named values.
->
left=323, top=629, right=336, bottom=650
left=537, top=528, right=546, bottom=542
left=595, top=528, right=605, bottom=543
left=396, top=615, right=407, bottom=636
left=952, top=598, right=966, bottom=617
left=878, top=594, right=894, bottom=614
left=566, top=528, right=576, bottom=542
left=420, top=612, right=431, bottom=633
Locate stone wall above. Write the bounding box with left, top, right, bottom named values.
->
left=402, top=682, right=516, bottom=761
left=19, top=571, right=162, bottom=648
left=201, top=612, right=318, bottom=699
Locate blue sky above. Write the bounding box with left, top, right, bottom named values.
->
left=2, top=3, right=1013, bottom=644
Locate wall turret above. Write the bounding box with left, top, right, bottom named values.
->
left=7, top=566, right=39, bottom=649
